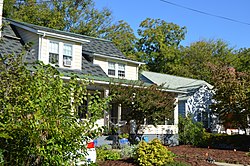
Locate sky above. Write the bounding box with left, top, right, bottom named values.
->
left=94, top=0, right=250, bottom=49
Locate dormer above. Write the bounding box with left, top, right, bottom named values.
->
left=7, top=19, right=90, bottom=70
left=82, top=37, right=144, bottom=80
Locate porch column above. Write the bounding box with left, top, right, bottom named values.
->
left=104, top=89, right=109, bottom=128
left=118, top=103, right=122, bottom=123
left=174, top=97, right=179, bottom=125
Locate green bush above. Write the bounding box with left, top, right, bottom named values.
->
left=121, top=144, right=138, bottom=158
left=96, top=147, right=121, bottom=161
left=178, top=116, right=208, bottom=146
left=135, top=139, right=175, bottom=166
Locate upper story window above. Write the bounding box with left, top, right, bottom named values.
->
left=108, top=62, right=116, bottom=76
left=63, top=44, right=73, bottom=66
left=118, top=63, right=125, bottom=77
left=48, top=40, right=73, bottom=67
left=108, top=61, right=126, bottom=78
left=49, top=41, right=59, bottom=65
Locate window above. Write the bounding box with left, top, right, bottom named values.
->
left=49, top=41, right=59, bottom=65
left=118, top=63, right=125, bottom=77
left=108, top=62, right=126, bottom=77
left=63, top=44, right=72, bottom=66
left=48, top=40, right=73, bottom=67
left=108, top=62, right=115, bottom=76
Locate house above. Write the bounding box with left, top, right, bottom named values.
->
left=0, top=15, right=183, bottom=140
left=140, top=71, right=214, bottom=129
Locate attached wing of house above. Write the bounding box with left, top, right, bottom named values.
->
left=140, top=71, right=214, bottom=129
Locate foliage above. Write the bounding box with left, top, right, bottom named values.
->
left=103, top=20, right=138, bottom=60
left=205, top=134, right=250, bottom=151
left=0, top=149, right=4, bottom=165
left=110, top=82, right=176, bottom=133
left=233, top=48, right=250, bottom=73
left=0, top=53, right=110, bottom=165
left=209, top=63, right=250, bottom=131
left=135, top=139, right=175, bottom=166
left=96, top=147, right=121, bottom=161
left=177, top=39, right=235, bottom=83
left=136, top=18, right=186, bottom=74
left=120, top=144, right=138, bottom=158
left=118, top=133, right=129, bottom=139
left=178, top=116, right=208, bottom=146
left=3, top=0, right=112, bottom=37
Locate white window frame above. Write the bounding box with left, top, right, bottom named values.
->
left=48, top=41, right=59, bottom=65
left=63, top=44, right=73, bottom=67
left=48, top=40, right=73, bottom=68
left=118, top=63, right=125, bottom=78
left=108, top=61, right=116, bottom=76
left=107, top=61, right=126, bottom=78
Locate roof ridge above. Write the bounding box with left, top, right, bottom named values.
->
left=5, top=17, right=112, bottom=43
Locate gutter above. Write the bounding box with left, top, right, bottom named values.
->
left=93, top=53, right=145, bottom=65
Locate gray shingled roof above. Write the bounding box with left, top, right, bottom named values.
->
left=140, top=71, right=213, bottom=93
left=7, top=18, right=129, bottom=60
left=81, top=37, right=126, bottom=59
left=0, top=21, right=24, bottom=56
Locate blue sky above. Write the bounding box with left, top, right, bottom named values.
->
left=95, top=0, right=250, bottom=49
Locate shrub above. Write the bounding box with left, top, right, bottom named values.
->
left=135, top=139, right=175, bottom=166
left=121, top=144, right=138, bottom=158
left=96, top=147, right=121, bottom=161
left=178, top=116, right=208, bottom=146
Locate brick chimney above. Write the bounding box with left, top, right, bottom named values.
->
left=0, top=0, right=3, bottom=38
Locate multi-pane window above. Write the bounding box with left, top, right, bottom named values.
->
left=49, top=41, right=59, bottom=65
left=118, top=63, right=125, bottom=77
left=63, top=44, right=72, bottom=66
left=108, top=62, right=116, bottom=76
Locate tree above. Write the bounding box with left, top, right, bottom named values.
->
left=0, top=52, right=110, bottom=165
left=209, top=63, right=250, bottom=132
left=178, top=39, right=235, bottom=83
left=109, top=82, right=176, bottom=133
left=103, top=20, right=138, bottom=60
left=3, top=0, right=112, bottom=37
left=136, top=18, right=186, bottom=74
left=233, top=48, right=250, bottom=73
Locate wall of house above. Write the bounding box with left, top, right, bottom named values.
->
left=15, top=27, right=39, bottom=61
left=186, top=85, right=214, bottom=128
left=94, top=56, right=138, bottom=80
left=39, top=36, right=82, bottom=70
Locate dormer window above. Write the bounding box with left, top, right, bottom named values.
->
left=107, top=61, right=126, bottom=78
left=108, top=62, right=115, bottom=76
left=48, top=40, right=73, bottom=68
left=118, top=63, right=125, bottom=77
left=49, top=41, right=59, bottom=65
left=63, top=44, right=72, bottom=67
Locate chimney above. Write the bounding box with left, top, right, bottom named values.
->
left=0, top=0, right=3, bottom=38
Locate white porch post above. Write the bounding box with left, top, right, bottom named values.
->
left=118, top=103, right=122, bottom=123
left=104, top=89, right=109, bottom=128
left=174, top=97, right=179, bottom=125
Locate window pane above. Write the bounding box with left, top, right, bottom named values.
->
left=63, top=44, right=72, bottom=57
left=118, top=70, right=125, bottom=77
left=108, top=69, right=115, bottom=76
left=49, top=53, right=59, bottom=64
left=118, top=63, right=125, bottom=71
left=108, top=62, right=115, bottom=70
left=49, top=41, right=59, bottom=54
